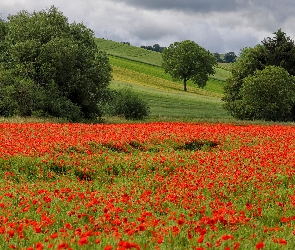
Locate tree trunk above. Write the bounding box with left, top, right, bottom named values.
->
left=183, top=79, right=187, bottom=91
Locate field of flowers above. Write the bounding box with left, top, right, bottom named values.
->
left=0, top=122, right=295, bottom=249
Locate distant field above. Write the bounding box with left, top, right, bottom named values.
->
left=95, top=38, right=234, bottom=121
left=96, top=38, right=162, bottom=66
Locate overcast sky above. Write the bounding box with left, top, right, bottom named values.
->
left=1, top=0, right=294, bottom=54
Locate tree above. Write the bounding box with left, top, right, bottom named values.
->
left=162, top=40, right=217, bottom=91
left=261, top=29, right=295, bottom=75
left=224, top=52, right=237, bottom=63
left=238, top=66, right=295, bottom=121
left=214, top=52, right=223, bottom=63
left=223, top=29, right=295, bottom=120
left=0, top=6, right=112, bottom=120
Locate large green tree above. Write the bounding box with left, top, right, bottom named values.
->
left=0, top=6, right=112, bottom=120
left=223, top=29, right=295, bottom=120
left=162, top=40, right=217, bottom=91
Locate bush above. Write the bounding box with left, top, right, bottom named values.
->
left=238, top=66, right=295, bottom=121
left=109, top=88, right=150, bottom=120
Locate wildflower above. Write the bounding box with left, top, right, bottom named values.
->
left=78, top=236, right=89, bottom=246
left=256, top=242, right=264, bottom=249
left=197, top=234, right=205, bottom=243
left=50, top=232, right=58, bottom=238
left=279, top=238, right=287, bottom=245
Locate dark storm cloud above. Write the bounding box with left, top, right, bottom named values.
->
left=117, top=0, right=248, bottom=13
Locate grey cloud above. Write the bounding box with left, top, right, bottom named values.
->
left=1, top=0, right=295, bottom=54
left=117, top=0, right=249, bottom=13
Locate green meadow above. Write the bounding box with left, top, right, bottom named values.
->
left=95, top=38, right=234, bottom=122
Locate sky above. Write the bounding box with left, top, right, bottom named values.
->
left=1, top=0, right=294, bottom=54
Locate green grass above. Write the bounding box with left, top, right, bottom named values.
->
left=96, top=38, right=163, bottom=66
left=110, top=81, right=233, bottom=121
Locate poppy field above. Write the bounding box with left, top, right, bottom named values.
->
left=0, top=122, right=295, bottom=249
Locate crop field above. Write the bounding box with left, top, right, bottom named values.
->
left=0, top=122, right=295, bottom=249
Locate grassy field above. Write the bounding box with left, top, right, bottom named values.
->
left=95, top=38, right=234, bottom=122
left=95, top=38, right=163, bottom=66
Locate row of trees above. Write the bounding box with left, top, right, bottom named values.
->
left=140, top=44, right=165, bottom=53
left=214, top=52, right=237, bottom=63
left=140, top=43, right=237, bottom=64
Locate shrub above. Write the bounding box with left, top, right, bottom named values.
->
left=109, top=88, right=150, bottom=120
left=239, top=66, right=295, bottom=121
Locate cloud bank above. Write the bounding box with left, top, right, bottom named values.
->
left=1, top=0, right=294, bottom=54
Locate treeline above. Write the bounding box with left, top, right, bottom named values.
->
left=140, top=44, right=166, bottom=53
left=214, top=52, right=237, bottom=63
left=121, top=42, right=165, bottom=53
left=140, top=44, right=237, bottom=63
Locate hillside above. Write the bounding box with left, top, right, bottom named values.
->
left=95, top=38, right=234, bottom=121
left=95, top=38, right=163, bottom=66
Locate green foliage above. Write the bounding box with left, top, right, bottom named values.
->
left=262, top=29, right=295, bottom=76
left=42, top=81, right=82, bottom=122
left=0, top=67, right=44, bottom=116
left=224, top=51, right=237, bottom=63
left=214, top=52, right=223, bottom=62
left=162, top=40, right=217, bottom=91
left=238, top=66, right=295, bottom=121
left=0, top=6, right=111, bottom=121
left=107, top=88, right=150, bottom=120
left=223, top=29, right=295, bottom=121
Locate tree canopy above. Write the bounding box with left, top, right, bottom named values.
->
left=0, top=6, right=112, bottom=120
left=161, top=40, right=217, bottom=91
left=224, top=52, right=237, bottom=63
left=223, top=29, right=295, bottom=121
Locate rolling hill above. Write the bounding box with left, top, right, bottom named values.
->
left=95, top=38, right=235, bottom=122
